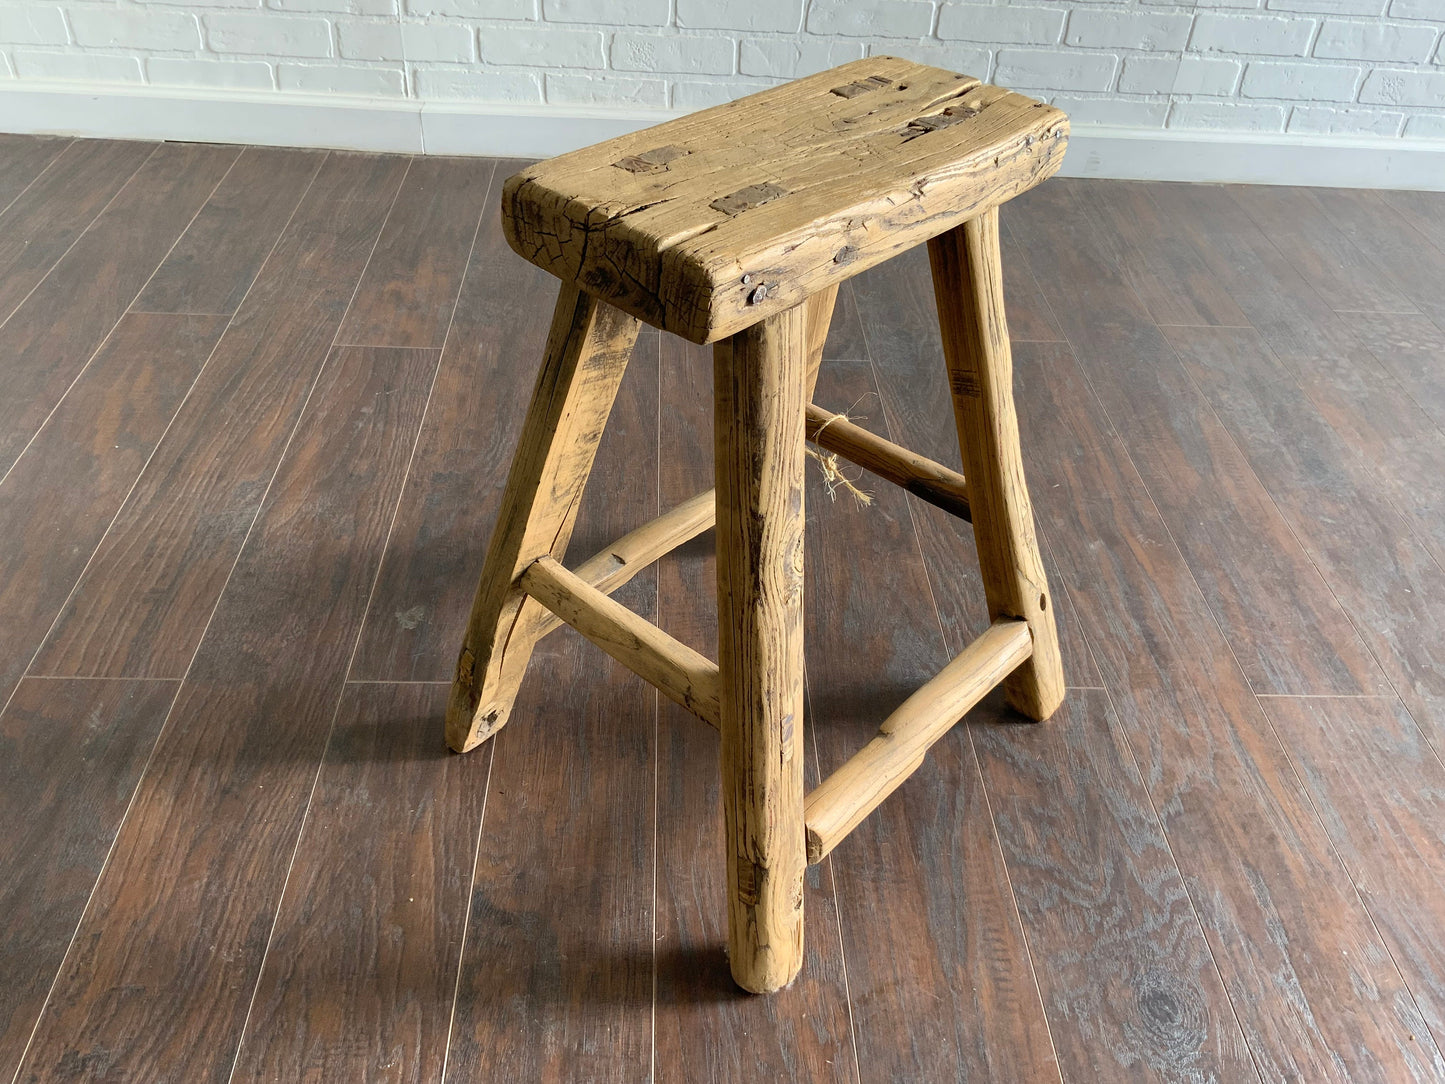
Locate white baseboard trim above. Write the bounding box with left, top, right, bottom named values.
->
left=4, top=80, right=1444, bottom=190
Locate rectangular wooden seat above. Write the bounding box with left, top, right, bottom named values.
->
left=501, top=55, right=1068, bottom=344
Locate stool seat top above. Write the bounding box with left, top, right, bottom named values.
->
left=501, top=56, right=1068, bottom=345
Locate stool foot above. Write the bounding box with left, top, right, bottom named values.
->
left=445, top=284, right=639, bottom=753
left=714, top=303, right=809, bottom=993
left=928, top=209, right=1065, bottom=721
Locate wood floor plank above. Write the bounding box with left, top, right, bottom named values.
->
left=0, top=312, right=228, bottom=708
left=1229, top=184, right=1419, bottom=316
left=1259, top=695, right=1445, bottom=1052
left=0, top=139, right=155, bottom=325
left=0, top=143, right=238, bottom=480
left=1349, top=311, right=1445, bottom=432
left=0, top=677, right=178, bottom=1084
left=798, top=352, right=1058, bottom=1082
left=133, top=147, right=327, bottom=316
left=1010, top=180, right=1387, bottom=698
left=443, top=332, right=658, bottom=1083
left=1006, top=331, right=1443, bottom=1080
left=1141, top=181, right=1445, bottom=574
left=971, top=688, right=1257, bottom=1082
left=848, top=244, right=1098, bottom=689
left=227, top=681, right=489, bottom=1084
left=999, top=211, right=1065, bottom=341
left=1162, top=322, right=1445, bottom=748
left=350, top=160, right=536, bottom=682
left=1378, top=189, right=1445, bottom=266
left=1062, top=180, right=1251, bottom=330
left=335, top=156, right=494, bottom=348
left=652, top=332, right=857, bottom=1084
left=33, top=153, right=410, bottom=680
left=0, top=135, right=69, bottom=219
left=15, top=343, right=439, bottom=1084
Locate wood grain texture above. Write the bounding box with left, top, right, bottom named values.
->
left=804, top=618, right=1032, bottom=863
left=1010, top=334, right=1443, bottom=1081
left=336, top=156, right=493, bottom=348
left=1163, top=322, right=1445, bottom=746
left=848, top=243, right=1099, bottom=689
left=929, top=209, right=1064, bottom=719
left=713, top=303, right=809, bottom=993
left=1308, top=187, right=1445, bottom=332
left=0, top=134, right=69, bottom=216
left=1069, top=178, right=1251, bottom=329
left=442, top=331, right=659, bottom=1083
left=1229, top=183, right=1419, bottom=316
left=0, top=138, right=155, bottom=324
left=444, top=284, right=640, bottom=753
left=32, top=153, right=411, bottom=679
left=350, top=160, right=545, bottom=683
left=0, top=142, right=237, bottom=478
left=133, top=146, right=326, bottom=315
left=0, top=313, right=226, bottom=707
left=1010, top=180, right=1388, bottom=698
left=1259, top=696, right=1445, bottom=1052
left=653, top=329, right=856, bottom=1082
left=0, top=677, right=178, bottom=1084
left=804, top=353, right=1059, bottom=1082
left=227, top=681, right=489, bottom=1084
left=1349, top=310, right=1445, bottom=433
left=521, top=554, right=721, bottom=726
left=505, top=56, right=1067, bottom=343
left=971, top=688, right=1257, bottom=1081
left=15, top=344, right=438, bottom=1084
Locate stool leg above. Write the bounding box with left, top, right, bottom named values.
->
left=714, top=303, right=809, bottom=993
left=803, top=283, right=838, bottom=401
left=927, top=208, right=1065, bottom=721
left=445, top=284, right=640, bottom=753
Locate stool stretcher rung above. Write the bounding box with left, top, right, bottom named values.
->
left=526, top=489, right=716, bottom=646
left=805, top=403, right=971, bottom=521
left=520, top=555, right=721, bottom=728
left=804, top=619, right=1032, bottom=863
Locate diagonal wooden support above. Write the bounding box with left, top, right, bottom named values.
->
left=806, top=403, right=971, bottom=521
left=523, top=488, right=716, bottom=646
left=804, top=618, right=1033, bottom=863
left=520, top=555, right=721, bottom=728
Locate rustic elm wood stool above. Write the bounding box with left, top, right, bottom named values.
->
left=444, top=56, right=1069, bottom=993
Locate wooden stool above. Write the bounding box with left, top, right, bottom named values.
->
left=444, top=56, right=1069, bottom=994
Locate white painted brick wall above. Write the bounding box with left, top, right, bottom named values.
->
left=1, top=0, right=1441, bottom=143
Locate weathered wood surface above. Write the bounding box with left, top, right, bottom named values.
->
left=653, top=328, right=856, bottom=1080
left=713, top=304, right=809, bottom=993
left=929, top=208, right=1064, bottom=720
left=444, top=284, right=640, bottom=752
left=804, top=618, right=1031, bottom=862
left=522, top=554, right=721, bottom=726
left=503, top=55, right=1067, bottom=343
left=806, top=401, right=972, bottom=521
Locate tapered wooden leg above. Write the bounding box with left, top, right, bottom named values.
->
left=714, top=303, right=809, bottom=993
left=445, top=284, right=640, bottom=753
left=927, top=209, right=1065, bottom=721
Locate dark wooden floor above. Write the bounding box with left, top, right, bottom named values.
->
left=1, top=134, right=1444, bottom=1083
